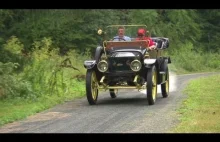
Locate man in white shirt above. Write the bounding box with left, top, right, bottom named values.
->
left=113, top=26, right=131, bottom=41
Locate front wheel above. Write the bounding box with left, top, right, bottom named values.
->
left=109, top=89, right=117, bottom=98
left=86, top=70, right=99, bottom=105
left=147, top=65, right=158, bottom=105
left=161, top=68, right=169, bottom=98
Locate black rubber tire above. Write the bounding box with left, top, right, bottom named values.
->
left=86, top=70, right=98, bottom=105
left=147, top=65, right=158, bottom=105
left=109, top=89, right=117, bottom=98
left=161, top=67, right=169, bottom=98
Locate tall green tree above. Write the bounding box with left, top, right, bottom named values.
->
left=197, top=9, right=220, bottom=52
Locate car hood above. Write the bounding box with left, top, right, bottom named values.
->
left=110, top=51, right=142, bottom=58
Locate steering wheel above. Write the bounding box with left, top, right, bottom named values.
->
left=113, top=37, right=126, bottom=41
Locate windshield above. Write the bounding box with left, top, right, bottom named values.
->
left=104, top=25, right=147, bottom=41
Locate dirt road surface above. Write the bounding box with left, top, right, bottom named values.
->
left=0, top=72, right=219, bottom=133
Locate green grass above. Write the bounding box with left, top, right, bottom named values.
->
left=0, top=41, right=89, bottom=127
left=167, top=42, right=220, bottom=74
left=171, top=74, right=220, bottom=133
left=169, top=63, right=219, bottom=75
left=169, top=52, right=220, bottom=75
left=0, top=79, right=85, bottom=127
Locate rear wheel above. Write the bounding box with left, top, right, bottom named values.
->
left=161, top=68, right=169, bottom=98
left=86, top=70, right=99, bottom=105
left=109, top=89, right=117, bottom=98
left=147, top=65, right=158, bottom=105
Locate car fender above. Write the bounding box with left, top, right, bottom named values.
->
left=84, top=60, right=96, bottom=69
left=144, top=59, right=156, bottom=68
left=95, top=46, right=104, bottom=62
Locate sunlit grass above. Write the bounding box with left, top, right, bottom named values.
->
left=171, top=74, right=220, bottom=133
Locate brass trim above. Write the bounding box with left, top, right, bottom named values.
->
left=98, top=85, right=146, bottom=90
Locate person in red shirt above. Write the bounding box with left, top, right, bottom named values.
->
left=136, top=28, right=156, bottom=50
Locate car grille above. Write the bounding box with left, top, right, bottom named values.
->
left=108, top=57, right=136, bottom=72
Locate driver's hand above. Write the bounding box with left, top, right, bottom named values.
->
left=148, top=45, right=156, bottom=50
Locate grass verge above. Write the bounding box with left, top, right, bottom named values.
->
left=171, top=74, right=220, bottom=133
left=0, top=80, right=85, bottom=127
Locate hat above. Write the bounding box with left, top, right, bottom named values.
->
left=137, top=28, right=146, bottom=36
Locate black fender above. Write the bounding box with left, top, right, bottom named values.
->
left=160, top=58, right=168, bottom=72
left=157, top=57, right=169, bottom=84
left=144, top=59, right=157, bottom=68
left=84, top=60, right=96, bottom=69
left=94, top=46, right=104, bottom=62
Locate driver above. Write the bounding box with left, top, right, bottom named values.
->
left=113, top=26, right=131, bottom=41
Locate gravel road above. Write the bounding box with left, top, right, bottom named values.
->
left=0, top=72, right=219, bottom=133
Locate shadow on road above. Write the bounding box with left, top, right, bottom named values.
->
left=96, top=93, right=166, bottom=106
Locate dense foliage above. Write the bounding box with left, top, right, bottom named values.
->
left=0, top=9, right=219, bottom=54
left=0, top=9, right=219, bottom=100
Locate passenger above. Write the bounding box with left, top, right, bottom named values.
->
left=136, top=28, right=156, bottom=50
